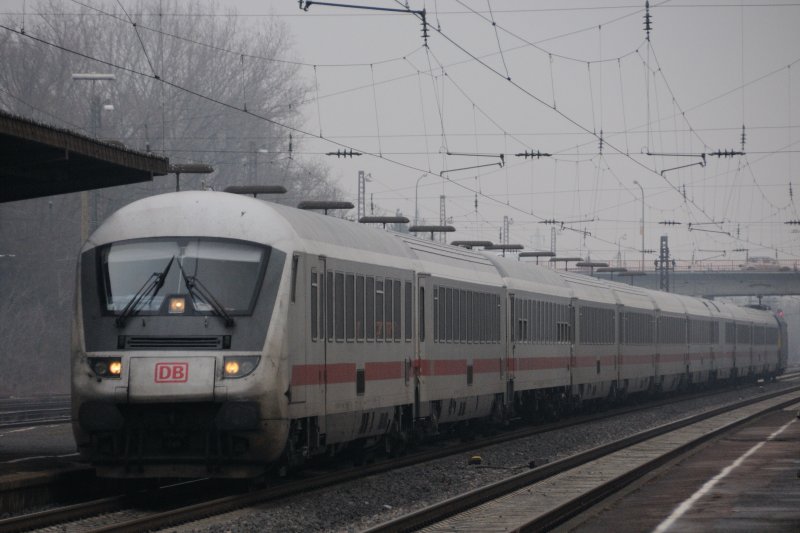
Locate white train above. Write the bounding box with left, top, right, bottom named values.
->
left=71, top=191, right=788, bottom=478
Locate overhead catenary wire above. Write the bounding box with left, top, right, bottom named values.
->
left=4, top=5, right=792, bottom=260
left=114, top=0, right=158, bottom=78
left=68, top=0, right=418, bottom=70
left=369, top=64, right=383, bottom=157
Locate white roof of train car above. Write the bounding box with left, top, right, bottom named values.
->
left=86, top=192, right=779, bottom=327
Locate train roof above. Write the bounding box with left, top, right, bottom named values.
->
left=485, top=256, right=571, bottom=299
left=86, top=191, right=502, bottom=286
left=86, top=192, right=780, bottom=326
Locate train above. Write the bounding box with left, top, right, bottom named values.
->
left=71, top=191, right=789, bottom=478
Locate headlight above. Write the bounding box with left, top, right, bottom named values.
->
left=168, top=296, right=186, bottom=314
left=89, top=357, right=122, bottom=379
left=223, top=356, right=260, bottom=379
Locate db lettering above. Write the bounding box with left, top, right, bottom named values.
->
left=155, top=362, right=189, bottom=383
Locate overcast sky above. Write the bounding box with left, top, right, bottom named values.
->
left=6, top=0, right=800, bottom=267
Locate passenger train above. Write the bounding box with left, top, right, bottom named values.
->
left=71, top=191, right=788, bottom=478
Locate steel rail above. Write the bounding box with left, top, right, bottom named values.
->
left=0, top=495, right=129, bottom=533
left=2, top=380, right=796, bottom=532
left=364, top=385, right=800, bottom=533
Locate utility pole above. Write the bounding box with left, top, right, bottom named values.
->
left=503, top=216, right=513, bottom=246
left=657, top=235, right=670, bottom=292
left=357, top=170, right=367, bottom=221
left=633, top=180, right=645, bottom=271
left=439, top=195, right=447, bottom=242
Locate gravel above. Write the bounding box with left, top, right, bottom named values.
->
left=163, top=379, right=797, bottom=533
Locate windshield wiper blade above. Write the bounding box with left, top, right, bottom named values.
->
left=115, top=256, right=175, bottom=328
left=176, top=260, right=235, bottom=328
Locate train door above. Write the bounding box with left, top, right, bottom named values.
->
left=569, top=298, right=577, bottom=395
left=310, top=256, right=327, bottom=418
left=507, top=293, right=516, bottom=406
left=290, top=254, right=306, bottom=406
left=615, top=303, right=622, bottom=388
left=654, top=311, right=662, bottom=388
left=415, top=273, right=433, bottom=419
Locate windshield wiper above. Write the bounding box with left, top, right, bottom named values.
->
left=176, top=260, right=235, bottom=328
left=115, top=256, right=175, bottom=328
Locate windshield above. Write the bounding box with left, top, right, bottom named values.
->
left=101, top=238, right=269, bottom=314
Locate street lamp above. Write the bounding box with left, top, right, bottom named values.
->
left=71, top=73, right=116, bottom=138
left=72, top=73, right=115, bottom=241
left=633, top=180, right=645, bottom=272
left=616, top=234, right=627, bottom=267
left=414, top=173, right=429, bottom=227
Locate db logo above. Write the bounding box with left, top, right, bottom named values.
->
left=155, top=362, right=189, bottom=383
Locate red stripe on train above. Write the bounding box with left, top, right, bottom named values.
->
left=365, top=361, right=403, bottom=380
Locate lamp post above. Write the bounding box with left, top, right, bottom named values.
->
left=71, top=73, right=116, bottom=138
left=633, top=180, right=645, bottom=272
left=72, top=73, right=115, bottom=242
left=414, top=173, right=429, bottom=227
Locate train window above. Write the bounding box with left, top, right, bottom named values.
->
left=541, top=301, right=546, bottom=343
left=456, top=288, right=462, bottom=342
left=433, top=286, right=439, bottom=342
left=376, top=279, right=385, bottom=341
left=725, top=322, right=735, bottom=343
left=484, top=293, right=490, bottom=343
left=291, top=255, right=299, bottom=303
left=457, top=289, right=464, bottom=342
left=489, top=294, right=495, bottom=343
left=494, top=294, right=501, bottom=343
left=419, top=286, right=425, bottom=342
left=394, top=280, right=402, bottom=341
left=384, top=278, right=393, bottom=342
left=466, top=292, right=473, bottom=343
left=439, top=286, right=446, bottom=342
left=356, top=276, right=365, bottom=341
left=527, top=300, right=532, bottom=343
left=335, top=272, right=345, bottom=342
left=540, top=302, right=546, bottom=343
left=404, top=282, right=413, bottom=341
left=511, top=296, right=517, bottom=342
left=326, top=271, right=334, bottom=342
left=101, top=239, right=268, bottom=315
left=529, top=300, right=535, bottom=342
left=366, top=277, right=375, bottom=341
left=471, top=292, right=476, bottom=343
left=445, top=287, right=453, bottom=342
left=356, top=368, right=365, bottom=395
left=580, top=307, right=616, bottom=345
left=754, top=326, right=765, bottom=345
left=310, top=270, right=318, bottom=341
left=562, top=305, right=571, bottom=343
left=467, top=364, right=473, bottom=386
left=345, top=274, right=355, bottom=342
left=476, top=293, right=483, bottom=343
left=450, top=289, right=461, bottom=342
left=488, top=295, right=494, bottom=343
left=461, top=290, right=467, bottom=343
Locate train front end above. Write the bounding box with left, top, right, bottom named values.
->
left=71, top=192, right=292, bottom=478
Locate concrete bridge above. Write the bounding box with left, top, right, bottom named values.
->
left=591, top=270, right=800, bottom=298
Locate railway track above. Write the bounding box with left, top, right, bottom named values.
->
left=2, top=379, right=798, bottom=532
left=0, top=396, right=70, bottom=428
left=365, top=385, right=800, bottom=532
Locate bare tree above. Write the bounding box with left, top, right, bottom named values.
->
left=0, top=1, right=345, bottom=395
